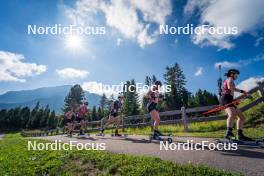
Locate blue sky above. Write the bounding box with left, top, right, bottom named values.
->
left=0, top=0, right=264, bottom=96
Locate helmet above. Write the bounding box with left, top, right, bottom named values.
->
left=118, top=93, right=124, bottom=99
left=154, top=81, right=162, bottom=87
left=225, top=69, right=240, bottom=77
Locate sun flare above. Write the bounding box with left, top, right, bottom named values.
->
left=65, top=34, right=83, bottom=51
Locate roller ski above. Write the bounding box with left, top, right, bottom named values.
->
left=96, top=129, right=106, bottom=136
left=76, top=130, right=89, bottom=139
left=235, top=132, right=264, bottom=148
left=64, top=128, right=73, bottom=137
left=216, top=138, right=264, bottom=148
left=154, top=130, right=172, bottom=137
left=149, top=130, right=173, bottom=144
left=216, top=130, right=264, bottom=148
left=65, top=131, right=73, bottom=137
left=96, top=133, right=105, bottom=137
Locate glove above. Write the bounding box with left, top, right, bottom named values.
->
left=240, top=90, right=246, bottom=94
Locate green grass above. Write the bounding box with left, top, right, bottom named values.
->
left=114, top=120, right=227, bottom=135
left=0, top=133, right=242, bottom=176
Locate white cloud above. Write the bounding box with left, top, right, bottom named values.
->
left=117, top=38, right=122, bottom=46
left=215, top=54, right=264, bottom=69
left=237, top=77, right=264, bottom=92
left=0, top=51, right=47, bottom=82
left=65, top=0, right=172, bottom=48
left=214, top=61, right=240, bottom=69
left=56, top=68, right=89, bottom=79
left=192, top=31, right=234, bottom=51
left=194, top=67, right=203, bottom=76
left=184, top=0, right=264, bottom=50
left=255, top=37, right=264, bottom=47
left=184, top=0, right=212, bottom=16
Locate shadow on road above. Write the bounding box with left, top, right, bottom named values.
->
left=97, top=136, right=151, bottom=144
left=121, top=137, right=151, bottom=143
left=217, top=148, right=264, bottom=159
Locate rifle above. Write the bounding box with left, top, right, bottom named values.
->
left=202, top=94, right=253, bottom=116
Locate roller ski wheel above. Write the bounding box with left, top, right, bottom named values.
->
left=167, top=137, right=173, bottom=144
left=149, top=134, right=173, bottom=144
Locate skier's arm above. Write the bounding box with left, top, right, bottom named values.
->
left=146, top=90, right=152, bottom=99
left=227, top=79, right=247, bottom=94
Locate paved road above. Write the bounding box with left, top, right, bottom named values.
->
left=36, top=135, right=264, bottom=176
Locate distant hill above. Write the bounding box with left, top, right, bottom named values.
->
left=0, top=85, right=101, bottom=114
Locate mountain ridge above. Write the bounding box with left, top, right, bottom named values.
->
left=0, top=85, right=101, bottom=114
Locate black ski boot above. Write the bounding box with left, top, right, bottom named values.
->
left=225, top=128, right=235, bottom=140
left=79, top=129, right=85, bottom=136
left=152, top=130, right=161, bottom=140
left=237, top=129, right=253, bottom=141
left=154, top=130, right=163, bottom=136
left=115, top=129, right=122, bottom=136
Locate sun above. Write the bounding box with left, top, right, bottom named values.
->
left=65, top=34, right=83, bottom=51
